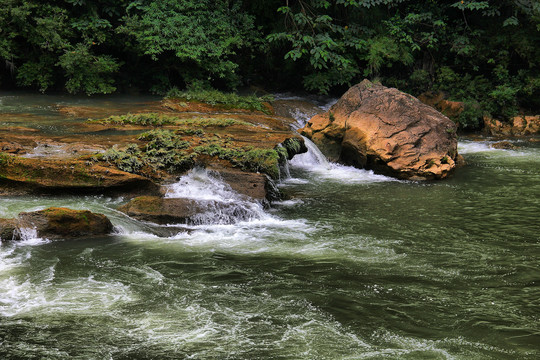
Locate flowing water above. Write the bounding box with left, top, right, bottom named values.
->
left=1, top=94, right=539, bottom=359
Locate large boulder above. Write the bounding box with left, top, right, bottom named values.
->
left=17, top=207, right=113, bottom=239
left=300, top=80, right=460, bottom=180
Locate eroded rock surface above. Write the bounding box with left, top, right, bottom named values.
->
left=0, top=219, right=20, bottom=241
left=1, top=208, right=113, bottom=241
left=484, top=115, right=540, bottom=137
left=418, top=91, right=465, bottom=120
left=18, top=207, right=113, bottom=239
left=300, top=80, right=460, bottom=180
left=118, top=195, right=258, bottom=225
left=0, top=154, right=159, bottom=196
left=1, top=97, right=307, bottom=200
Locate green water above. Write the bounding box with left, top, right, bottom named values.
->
left=0, top=92, right=159, bottom=135
left=1, top=94, right=539, bottom=359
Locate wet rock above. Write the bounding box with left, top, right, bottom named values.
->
left=211, top=167, right=271, bottom=201
left=0, top=153, right=159, bottom=196
left=418, top=91, right=465, bottom=120
left=0, top=219, right=20, bottom=242
left=0, top=126, right=40, bottom=133
left=483, top=115, right=540, bottom=137
left=300, top=80, right=459, bottom=180
left=17, top=207, right=113, bottom=239
left=491, top=141, right=519, bottom=150
left=118, top=196, right=256, bottom=225
left=118, top=196, right=205, bottom=224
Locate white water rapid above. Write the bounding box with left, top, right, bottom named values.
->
left=164, top=168, right=269, bottom=225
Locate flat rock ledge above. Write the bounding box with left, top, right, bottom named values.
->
left=118, top=195, right=258, bottom=226
left=300, top=80, right=461, bottom=180
left=0, top=207, right=113, bottom=242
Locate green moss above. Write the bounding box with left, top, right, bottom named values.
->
left=91, top=113, right=253, bottom=128
left=281, top=137, right=303, bottom=159
left=329, top=112, right=335, bottom=122
left=138, top=129, right=190, bottom=150
left=98, top=132, right=195, bottom=174
left=165, top=88, right=274, bottom=114
left=102, top=145, right=144, bottom=173
left=91, top=113, right=179, bottom=126
left=177, top=117, right=253, bottom=127
left=194, top=143, right=281, bottom=179
left=177, top=128, right=205, bottom=136
left=0, top=152, right=14, bottom=167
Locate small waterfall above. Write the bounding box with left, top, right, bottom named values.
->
left=289, top=137, right=331, bottom=170
left=286, top=116, right=395, bottom=183
left=164, top=168, right=270, bottom=225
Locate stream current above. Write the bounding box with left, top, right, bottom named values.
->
left=1, top=94, right=539, bottom=359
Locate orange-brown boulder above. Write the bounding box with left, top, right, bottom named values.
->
left=418, top=91, right=464, bottom=120
left=483, top=115, right=540, bottom=137
left=17, top=207, right=113, bottom=239
left=300, top=80, right=459, bottom=180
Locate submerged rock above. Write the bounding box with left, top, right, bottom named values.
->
left=300, top=80, right=460, bottom=180
left=1, top=208, right=113, bottom=242
left=118, top=195, right=258, bottom=225
left=0, top=219, right=20, bottom=241
left=118, top=196, right=206, bottom=224
left=491, top=141, right=519, bottom=150
left=17, top=207, right=113, bottom=239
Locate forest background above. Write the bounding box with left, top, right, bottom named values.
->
left=1, top=0, right=539, bottom=129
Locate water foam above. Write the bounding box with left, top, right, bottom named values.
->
left=285, top=101, right=396, bottom=184
left=458, top=140, right=502, bottom=154
left=164, top=168, right=270, bottom=225
left=289, top=137, right=396, bottom=183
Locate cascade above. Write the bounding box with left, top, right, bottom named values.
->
left=286, top=108, right=395, bottom=183
left=289, top=136, right=332, bottom=170
left=164, top=168, right=270, bottom=225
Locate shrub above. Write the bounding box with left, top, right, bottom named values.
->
left=457, top=102, right=483, bottom=130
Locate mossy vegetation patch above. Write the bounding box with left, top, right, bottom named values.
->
left=91, top=128, right=303, bottom=179
left=90, top=113, right=254, bottom=128
left=194, top=142, right=284, bottom=179
left=165, top=89, right=274, bottom=115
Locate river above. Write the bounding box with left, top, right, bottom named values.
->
left=1, top=93, right=539, bottom=359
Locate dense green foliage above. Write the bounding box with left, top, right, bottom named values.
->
left=1, top=0, right=539, bottom=123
